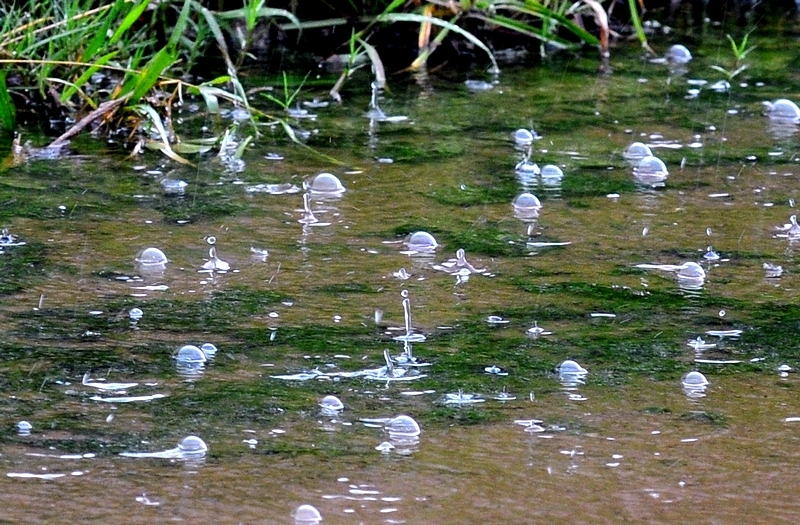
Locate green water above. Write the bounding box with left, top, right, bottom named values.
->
left=1, top=28, right=800, bottom=523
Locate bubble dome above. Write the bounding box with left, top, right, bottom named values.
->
left=682, top=371, right=709, bottom=387
left=386, top=414, right=421, bottom=438
left=623, top=142, right=653, bottom=162
left=177, top=435, right=208, bottom=454
left=666, top=44, right=692, bottom=64
left=135, top=247, right=168, bottom=267
left=405, top=231, right=438, bottom=251
left=176, top=345, right=207, bottom=363
left=308, top=172, right=346, bottom=195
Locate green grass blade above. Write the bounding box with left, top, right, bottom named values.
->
left=109, top=0, right=150, bottom=46
left=61, top=51, right=118, bottom=104
left=133, top=103, right=192, bottom=165
left=121, top=46, right=177, bottom=103
left=626, top=0, right=651, bottom=52
left=0, top=72, right=16, bottom=131
left=82, top=0, right=125, bottom=62
left=477, top=13, right=577, bottom=48
left=169, top=0, right=193, bottom=49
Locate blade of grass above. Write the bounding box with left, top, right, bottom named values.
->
left=61, top=51, right=118, bottom=104
left=0, top=71, right=16, bottom=131
left=133, top=103, right=193, bottom=165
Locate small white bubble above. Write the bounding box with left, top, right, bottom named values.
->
left=719, top=310, right=726, bottom=317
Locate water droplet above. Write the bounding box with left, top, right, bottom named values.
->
left=206, top=236, right=216, bottom=245
left=719, top=310, right=726, bottom=317
left=682, top=371, right=709, bottom=387
left=706, top=227, right=713, bottom=236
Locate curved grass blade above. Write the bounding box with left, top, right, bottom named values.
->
left=133, top=104, right=192, bottom=165
left=109, top=0, right=151, bottom=46
left=377, top=13, right=498, bottom=72
left=61, top=51, right=118, bottom=104
left=215, top=6, right=302, bottom=34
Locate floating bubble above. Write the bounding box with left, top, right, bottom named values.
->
left=129, top=308, right=143, bottom=321
left=307, top=172, right=346, bottom=196
left=512, top=192, right=542, bottom=221
left=540, top=164, right=563, bottom=180
left=176, top=345, right=207, bottom=363
left=178, top=435, right=208, bottom=454
left=160, top=179, right=187, bottom=195
left=485, top=365, right=508, bottom=376
left=703, top=246, right=720, bottom=261
left=293, top=504, right=322, bottom=524
left=677, top=262, right=706, bottom=279
left=666, top=44, right=692, bottom=64
left=512, top=128, right=537, bottom=147
left=683, top=371, right=709, bottom=385
left=404, top=231, right=438, bottom=252
left=17, top=420, right=32, bottom=435
left=633, top=155, right=669, bottom=185
left=386, top=415, right=420, bottom=438
left=319, top=395, right=344, bottom=411
left=515, top=158, right=540, bottom=174
left=764, top=263, right=783, bottom=278
left=200, top=343, right=218, bottom=358
left=464, top=79, right=494, bottom=91
left=623, top=142, right=653, bottom=162
left=558, top=360, right=587, bottom=374
left=136, top=247, right=168, bottom=267
left=708, top=80, right=730, bottom=93
left=764, top=99, right=800, bottom=121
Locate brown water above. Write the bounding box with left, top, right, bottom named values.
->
left=2, top=30, right=800, bottom=523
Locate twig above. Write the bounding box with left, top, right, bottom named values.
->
left=48, top=95, right=130, bottom=148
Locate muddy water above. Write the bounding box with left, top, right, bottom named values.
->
left=2, top=30, right=800, bottom=523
